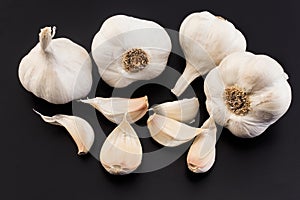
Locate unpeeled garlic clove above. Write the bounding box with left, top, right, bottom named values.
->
left=100, top=116, right=142, bottom=175
left=33, top=110, right=95, bottom=155
left=187, top=117, right=217, bottom=173
left=19, top=26, right=92, bottom=104
left=171, top=11, right=246, bottom=96
left=79, top=96, right=148, bottom=124
left=147, top=113, right=201, bottom=147
left=152, top=97, right=199, bottom=123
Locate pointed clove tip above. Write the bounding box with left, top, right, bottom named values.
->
left=32, top=108, right=42, bottom=116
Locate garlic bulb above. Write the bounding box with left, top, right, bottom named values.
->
left=171, top=11, right=246, bottom=96
left=152, top=97, right=199, bottom=123
left=92, top=15, right=172, bottom=88
left=100, top=116, right=142, bottom=175
left=34, top=110, right=95, bottom=155
left=187, top=117, right=216, bottom=173
left=19, top=26, right=92, bottom=104
left=79, top=96, right=148, bottom=124
left=204, top=52, right=292, bottom=138
left=147, top=113, right=201, bottom=147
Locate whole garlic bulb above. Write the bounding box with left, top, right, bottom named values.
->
left=92, top=15, right=172, bottom=88
left=19, top=26, right=92, bottom=104
left=172, top=11, right=247, bottom=96
left=204, top=52, right=292, bottom=138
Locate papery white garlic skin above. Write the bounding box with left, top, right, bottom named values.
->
left=204, top=52, right=292, bottom=138
left=187, top=117, right=217, bottom=173
left=147, top=113, right=201, bottom=147
left=34, top=110, right=95, bottom=155
left=152, top=97, right=199, bottom=123
left=19, top=26, right=92, bottom=104
left=172, top=11, right=246, bottom=96
left=92, top=15, right=172, bottom=88
left=80, top=96, right=148, bottom=124
left=100, top=116, right=142, bottom=175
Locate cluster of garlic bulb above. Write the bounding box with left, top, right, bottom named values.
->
left=20, top=11, right=292, bottom=176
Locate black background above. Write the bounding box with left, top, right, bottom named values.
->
left=3, top=0, right=300, bottom=199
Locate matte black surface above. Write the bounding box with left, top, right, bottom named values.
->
left=3, top=0, right=300, bottom=199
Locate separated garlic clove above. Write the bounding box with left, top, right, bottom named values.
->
left=147, top=113, right=201, bottom=147
left=204, top=52, right=292, bottom=138
left=80, top=96, right=148, bottom=124
left=172, top=11, right=247, bottom=96
left=19, top=26, right=92, bottom=104
left=92, top=15, right=172, bottom=88
left=33, top=110, right=95, bottom=155
left=100, top=116, right=142, bottom=175
left=152, top=97, right=199, bottom=123
left=187, top=117, right=217, bottom=173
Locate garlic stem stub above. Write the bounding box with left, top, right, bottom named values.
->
left=152, top=97, right=199, bottom=123
left=33, top=110, right=95, bottom=155
left=204, top=52, right=292, bottom=138
left=92, top=15, right=172, bottom=88
left=187, top=117, right=217, bottom=173
left=79, top=96, right=148, bottom=124
left=100, top=116, right=142, bottom=175
left=19, top=26, right=92, bottom=104
left=147, top=113, right=202, bottom=147
left=172, top=11, right=247, bottom=96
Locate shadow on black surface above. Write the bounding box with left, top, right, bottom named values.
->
left=220, top=124, right=279, bottom=151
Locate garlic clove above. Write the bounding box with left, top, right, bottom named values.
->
left=79, top=96, right=148, bottom=124
left=100, top=116, right=142, bottom=175
left=172, top=11, right=246, bottom=96
left=19, top=26, right=92, bottom=104
left=187, top=117, right=217, bottom=173
left=147, top=113, right=201, bottom=147
left=152, top=97, right=199, bottom=123
left=92, top=15, right=172, bottom=88
left=33, top=110, right=95, bottom=155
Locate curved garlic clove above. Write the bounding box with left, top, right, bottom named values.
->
left=172, top=11, right=246, bottom=96
left=147, top=113, right=201, bottom=147
left=100, top=116, right=142, bottom=175
left=152, top=97, right=199, bottom=123
left=19, top=26, right=92, bottom=104
left=92, top=15, right=172, bottom=88
left=33, top=110, right=95, bottom=155
left=80, top=96, right=148, bottom=124
left=187, top=117, right=217, bottom=173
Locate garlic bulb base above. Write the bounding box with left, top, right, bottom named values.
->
left=225, top=85, right=251, bottom=116
left=171, top=64, right=200, bottom=96
left=122, top=48, right=149, bottom=72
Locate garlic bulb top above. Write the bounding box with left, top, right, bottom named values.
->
left=172, top=11, right=246, bottom=96
left=92, top=15, right=172, bottom=88
left=204, top=52, right=292, bottom=138
left=19, top=26, right=92, bottom=104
